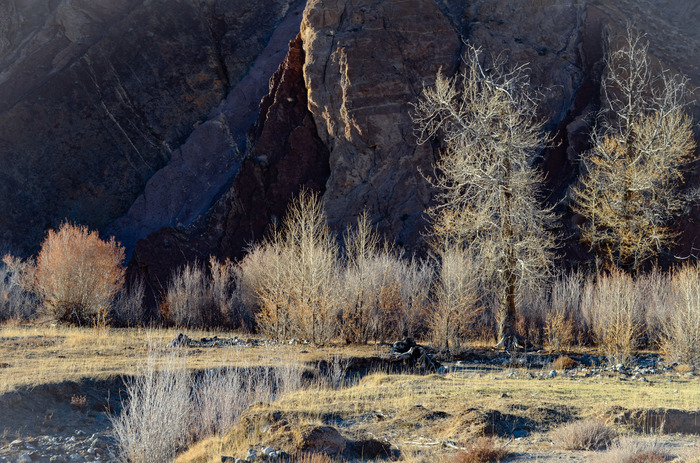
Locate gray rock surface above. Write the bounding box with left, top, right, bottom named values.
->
left=0, top=0, right=297, bottom=254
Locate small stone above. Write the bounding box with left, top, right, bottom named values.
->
left=10, top=439, right=23, bottom=447
left=50, top=456, right=67, bottom=463
left=220, top=457, right=236, bottom=463
left=69, top=454, right=83, bottom=462
left=17, top=454, right=32, bottom=463
left=261, top=447, right=274, bottom=456
left=549, top=369, right=557, bottom=378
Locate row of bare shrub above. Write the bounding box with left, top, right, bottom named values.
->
left=111, top=346, right=304, bottom=463
left=3, top=203, right=700, bottom=367
left=517, top=266, right=700, bottom=365
left=234, top=193, right=435, bottom=345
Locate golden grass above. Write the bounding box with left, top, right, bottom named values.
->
left=4, top=325, right=699, bottom=463
left=0, top=325, right=383, bottom=393
left=181, top=368, right=700, bottom=463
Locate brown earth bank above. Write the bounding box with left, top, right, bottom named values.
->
left=1, top=1, right=700, bottom=280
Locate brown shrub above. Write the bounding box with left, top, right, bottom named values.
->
left=282, top=453, right=339, bottom=463
left=587, top=270, right=644, bottom=365
left=551, top=356, right=577, bottom=370
left=594, top=438, right=673, bottom=463
left=448, top=437, right=508, bottom=463
left=551, top=419, right=616, bottom=451
left=662, top=264, right=700, bottom=367
left=34, top=222, right=124, bottom=326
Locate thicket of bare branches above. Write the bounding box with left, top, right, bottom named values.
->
left=165, top=257, right=252, bottom=329
left=33, top=222, right=125, bottom=326
left=252, top=190, right=340, bottom=344
left=427, top=236, right=481, bottom=353
left=572, top=26, right=696, bottom=272
left=663, top=264, right=700, bottom=366
left=0, top=253, right=36, bottom=322
left=340, top=213, right=432, bottom=343
left=413, top=45, right=557, bottom=349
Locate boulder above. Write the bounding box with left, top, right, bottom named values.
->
left=296, top=425, right=347, bottom=455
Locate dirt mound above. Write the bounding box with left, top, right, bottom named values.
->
left=442, top=405, right=576, bottom=441
left=232, top=407, right=393, bottom=460
left=606, top=408, right=700, bottom=434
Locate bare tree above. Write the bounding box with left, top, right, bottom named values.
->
left=413, top=45, right=557, bottom=350
left=572, top=26, right=696, bottom=272
left=253, top=190, right=339, bottom=344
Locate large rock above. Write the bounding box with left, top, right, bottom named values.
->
left=108, top=0, right=308, bottom=255
left=0, top=0, right=296, bottom=254
left=300, top=0, right=462, bottom=248
left=130, top=33, right=331, bottom=300
left=4, top=0, right=700, bottom=275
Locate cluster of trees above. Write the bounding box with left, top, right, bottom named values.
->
left=413, top=27, right=696, bottom=348
left=0, top=28, right=697, bottom=362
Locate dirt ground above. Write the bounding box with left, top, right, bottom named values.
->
left=1, top=328, right=699, bottom=462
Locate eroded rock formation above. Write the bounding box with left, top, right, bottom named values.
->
left=130, top=34, right=330, bottom=297
left=0, top=0, right=297, bottom=253
left=2, top=0, right=699, bottom=281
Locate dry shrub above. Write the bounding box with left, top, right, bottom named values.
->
left=166, top=262, right=215, bottom=328
left=0, top=254, right=36, bottom=322
left=112, top=347, right=304, bottom=462
left=588, top=269, right=644, bottom=365
left=165, top=257, right=250, bottom=329
left=248, top=191, right=340, bottom=344
left=339, top=213, right=431, bottom=344
left=551, top=419, right=616, bottom=451
left=551, top=356, right=576, bottom=370
left=448, top=437, right=508, bottom=463
left=70, top=394, right=88, bottom=411
left=593, top=437, right=673, bottom=463
left=638, top=268, right=672, bottom=346
left=111, top=349, right=193, bottom=463
left=428, top=245, right=480, bottom=352
left=111, top=278, right=145, bottom=327
left=544, top=271, right=583, bottom=350
left=283, top=453, right=339, bottom=463
left=34, top=222, right=125, bottom=326
left=210, top=257, right=253, bottom=330
left=662, top=264, right=700, bottom=366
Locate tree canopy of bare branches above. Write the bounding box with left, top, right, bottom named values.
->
left=413, top=45, right=557, bottom=350
left=572, top=26, right=696, bottom=272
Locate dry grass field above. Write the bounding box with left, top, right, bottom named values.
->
left=2, top=325, right=699, bottom=462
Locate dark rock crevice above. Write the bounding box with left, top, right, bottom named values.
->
left=129, top=33, right=331, bottom=311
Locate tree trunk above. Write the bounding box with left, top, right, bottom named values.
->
left=495, top=269, right=521, bottom=350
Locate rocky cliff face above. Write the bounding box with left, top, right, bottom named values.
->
left=1, top=0, right=699, bottom=279
left=130, top=34, right=331, bottom=294
left=0, top=0, right=297, bottom=254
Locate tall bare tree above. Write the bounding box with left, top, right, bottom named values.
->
left=413, top=45, right=557, bottom=350
left=572, top=26, right=696, bottom=272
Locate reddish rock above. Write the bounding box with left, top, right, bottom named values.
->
left=130, top=34, right=330, bottom=305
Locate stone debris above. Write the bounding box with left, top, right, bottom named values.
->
left=221, top=446, right=289, bottom=462
left=0, top=431, right=116, bottom=463
left=391, top=338, right=441, bottom=372
left=167, top=333, right=282, bottom=349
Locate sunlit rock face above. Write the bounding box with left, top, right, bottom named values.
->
left=2, top=0, right=699, bottom=276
